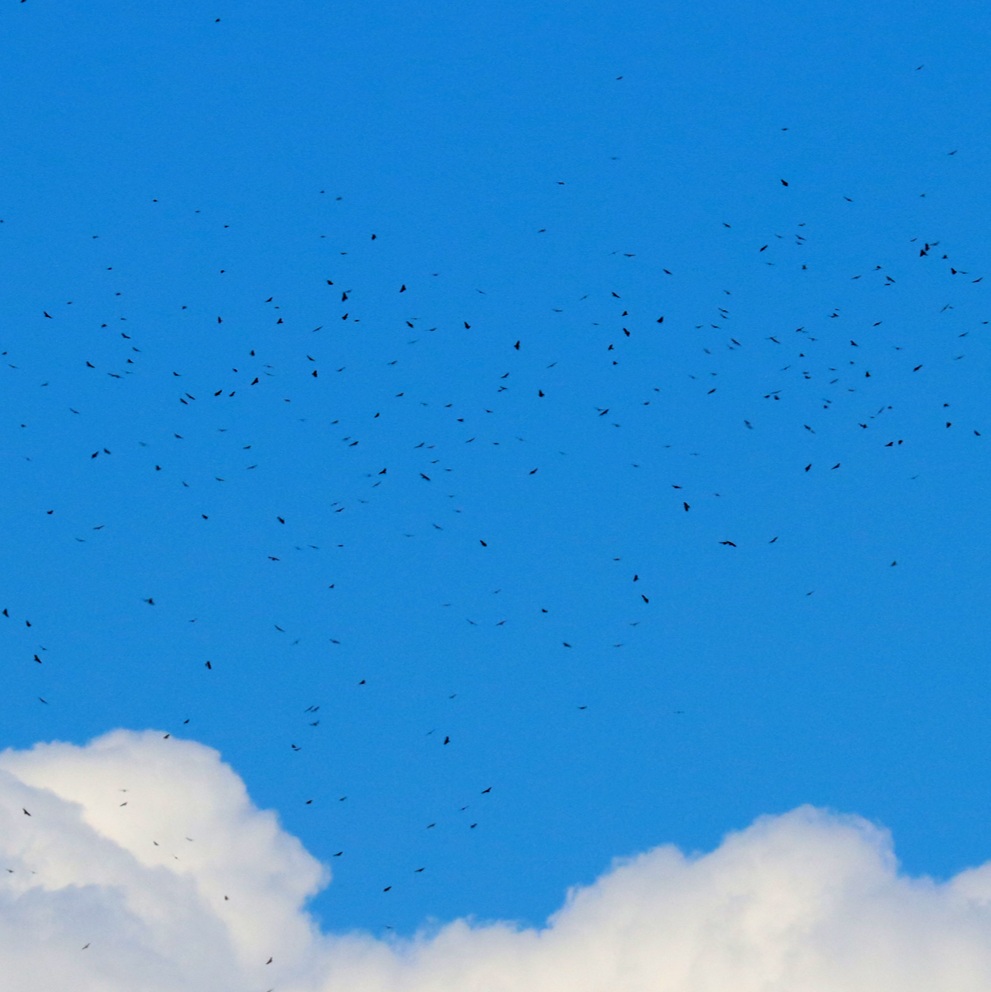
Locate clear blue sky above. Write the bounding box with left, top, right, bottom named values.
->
left=2, top=0, right=990, bottom=938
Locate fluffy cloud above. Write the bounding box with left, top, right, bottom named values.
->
left=2, top=730, right=991, bottom=991
left=0, top=730, right=324, bottom=991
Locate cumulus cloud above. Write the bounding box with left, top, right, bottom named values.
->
left=2, top=730, right=991, bottom=991
left=0, top=730, right=324, bottom=991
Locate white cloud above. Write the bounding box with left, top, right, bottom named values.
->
left=2, top=730, right=991, bottom=991
left=0, top=730, right=323, bottom=991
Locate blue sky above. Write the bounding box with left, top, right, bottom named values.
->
left=2, top=0, right=991, bottom=953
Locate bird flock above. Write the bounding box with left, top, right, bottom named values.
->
left=2, top=78, right=988, bottom=951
